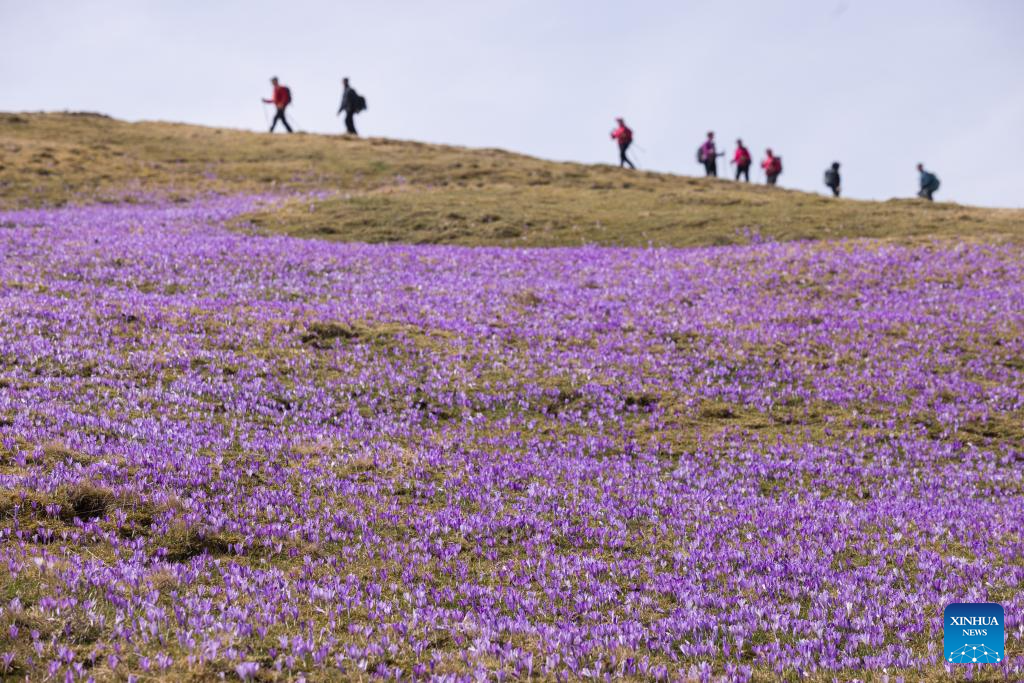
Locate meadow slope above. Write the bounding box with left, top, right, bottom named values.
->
left=0, top=114, right=1021, bottom=682
left=2, top=112, right=1022, bottom=247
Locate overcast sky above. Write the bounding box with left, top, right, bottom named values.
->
left=2, top=0, right=1022, bottom=207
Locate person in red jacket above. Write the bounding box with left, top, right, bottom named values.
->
left=731, top=138, right=752, bottom=182
left=263, top=77, right=293, bottom=133
left=761, top=148, right=782, bottom=185
left=610, top=118, right=635, bottom=169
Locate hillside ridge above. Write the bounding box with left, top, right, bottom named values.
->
left=2, top=111, right=1022, bottom=247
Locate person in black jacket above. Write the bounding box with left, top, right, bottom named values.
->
left=824, top=162, right=841, bottom=197
left=917, top=163, right=940, bottom=200
left=337, top=77, right=360, bottom=135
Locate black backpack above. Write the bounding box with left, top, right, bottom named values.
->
left=824, top=169, right=838, bottom=187
left=353, top=93, right=367, bottom=113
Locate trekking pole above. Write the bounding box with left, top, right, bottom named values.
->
left=631, top=143, right=647, bottom=170
left=287, top=108, right=304, bottom=133
left=261, top=102, right=270, bottom=130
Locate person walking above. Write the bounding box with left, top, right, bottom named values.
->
left=917, top=163, right=940, bottom=201
left=731, top=139, right=752, bottom=182
left=824, top=162, right=841, bottom=197
left=337, top=77, right=365, bottom=135
left=611, top=118, right=635, bottom=169
left=698, top=131, right=722, bottom=177
left=263, top=77, right=293, bottom=133
left=762, top=148, right=782, bottom=185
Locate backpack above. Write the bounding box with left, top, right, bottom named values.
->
left=282, top=87, right=292, bottom=105
left=772, top=156, right=783, bottom=174
left=824, top=169, right=838, bottom=187
left=353, top=92, right=367, bottom=113
left=697, top=146, right=705, bottom=164
left=738, top=148, right=751, bottom=165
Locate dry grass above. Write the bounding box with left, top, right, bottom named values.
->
left=2, top=111, right=1022, bottom=247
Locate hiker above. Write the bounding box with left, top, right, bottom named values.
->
left=731, top=139, right=752, bottom=182
left=917, top=163, right=940, bottom=201
left=610, top=118, right=635, bottom=169
left=698, top=131, right=722, bottom=177
left=337, top=77, right=366, bottom=135
left=824, top=162, right=841, bottom=197
left=263, top=77, right=292, bottom=133
left=762, top=148, right=782, bottom=185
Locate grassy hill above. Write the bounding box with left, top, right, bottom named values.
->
left=2, top=111, right=1022, bottom=246
left=2, top=112, right=1023, bottom=680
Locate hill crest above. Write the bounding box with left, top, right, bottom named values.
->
left=2, top=112, right=1022, bottom=247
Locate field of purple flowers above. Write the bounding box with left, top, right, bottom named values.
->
left=0, top=196, right=1021, bottom=681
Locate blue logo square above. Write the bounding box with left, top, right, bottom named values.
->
left=944, top=603, right=1004, bottom=664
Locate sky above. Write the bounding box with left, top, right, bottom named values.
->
left=2, top=0, right=1022, bottom=208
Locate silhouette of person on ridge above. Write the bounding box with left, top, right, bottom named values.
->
left=731, top=138, right=752, bottom=182
left=824, top=162, right=841, bottom=197
left=698, top=131, right=723, bottom=177
left=762, top=148, right=782, bottom=186
left=337, top=77, right=367, bottom=135
left=263, top=77, right=292, bottom=133
left=917, top=163, right=940, bottom=201
left=610, top=118, right=635, bottom=169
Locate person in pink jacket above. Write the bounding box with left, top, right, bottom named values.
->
left=731, top=139, right=752, bottom=182
left=698, top=131, right=722, bottom=177
left=762, top=148, right=782, bottom=185
left=611, top=118, right=635, bottom=169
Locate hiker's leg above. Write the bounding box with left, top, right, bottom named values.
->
left=620, top=143, right=634, bottom=169
left=832, top=186, right=840, bottom=197
left=270, top=111, right=280, bottom=132
left=345, top=111, right=357, bottom=135
left=743, top=166, right=750, bottom=182
left=711, top=159, right=717, bottom=177
left=279, top=109, right=293, bottom=133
